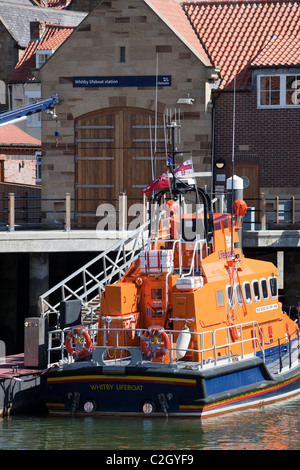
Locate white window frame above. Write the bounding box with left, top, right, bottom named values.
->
left=36, top=50, right=53, bottom=69
left=268, top=276, right=278, bottom=299
left=235, top=284, right=243, bottom=306
left=226, top=284, right=234, bottom=308
left=25, top=91, right=41, bottom=127
left=252, top=279, right=261, bottom=303
left=257, top=74, right=300, bottom=108
left=243, top=281, right=252, bottom=304
left=260, top=278, right=269, bottom=301
left=36, top=151, right=42, bottom=184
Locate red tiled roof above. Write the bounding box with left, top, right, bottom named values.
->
left=8, top=24, right=75, bottom=83
left=146, top=0, right=213, bottom=66
left=40, top=0, right=73, bottom=8
left=8, top=40, right=38, bottom=83
left=183, top=0, right=300, bottom=90
left=0, top=124, right=41, bottom=146
left=37, top=24, right=75, bottom=49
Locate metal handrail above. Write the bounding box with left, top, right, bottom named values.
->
left=39, top=221, right=150, bottom=324
left=46, top=320, right=266, bottom=369
left=2, top=193, right=300, bottom=230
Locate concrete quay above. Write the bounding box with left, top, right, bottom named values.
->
left=0, top=228, right=299, bottom=253
left=0, top=229, right=133, bottom=253
left=243, top=230, right=300, bottom=248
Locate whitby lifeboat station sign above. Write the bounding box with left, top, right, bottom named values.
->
left=73, top=75, right=172, bottom=88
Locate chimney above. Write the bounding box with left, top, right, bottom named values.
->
left=30, top=21, right=48, bottom=40
left=30, top=22, right=40, bottom=40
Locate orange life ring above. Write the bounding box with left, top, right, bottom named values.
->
left=230, top=325, right=241, bottom=341
left=141, top=326, right=171, bottom=358
left=65, top=327, right=92, bottom=359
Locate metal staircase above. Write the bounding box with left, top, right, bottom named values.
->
left=39, top=222, right=149, bottom=327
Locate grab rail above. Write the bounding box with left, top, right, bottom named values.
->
left=39, top=221, right=149, bottom=326
left=46, top=320, right=266, bottom=368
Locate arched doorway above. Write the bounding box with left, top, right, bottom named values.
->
left=75, top=107, right=168, bottom=228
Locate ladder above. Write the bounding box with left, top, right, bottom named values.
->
left=39, top=222, right=149, bottom=327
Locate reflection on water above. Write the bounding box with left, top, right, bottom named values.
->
left=1, top=396, right=300, bottom=450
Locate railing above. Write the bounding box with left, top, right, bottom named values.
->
left=2, top=191, right=300, bottom=231
left=46, top=321, right=267, bottom=369
left=0, top=192, right=148, bottom=231
left=243, top=194, right=300, bottom=230
left=39, top=221, right=149, bottom=325
left=46, top=321, right=300, bottom=374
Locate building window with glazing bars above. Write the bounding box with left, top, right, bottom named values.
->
left=257, top=74, right=300, bottom=108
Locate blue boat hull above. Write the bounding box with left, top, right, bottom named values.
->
left=42, top=356, right=300, bottom=418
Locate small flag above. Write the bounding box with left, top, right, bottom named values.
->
left=173, top=159, right=194, bottom=178
left=142, top=173, right=170, bottom=194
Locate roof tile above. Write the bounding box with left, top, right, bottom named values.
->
left=146, top=0, right=213, bottom=66
left=0, top=124, right=41, bottom=146
left=8, top=24, right=75, bottom=83
left=184, top=0, right=300, bottom=90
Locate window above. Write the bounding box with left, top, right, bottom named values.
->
left=226, top=285, right=233, bottom=308
left=236, top=284, right=243, bottom=306
left=252, top=280, right=260, bottom=302
left=258, top=74, right=300, bottom=108
left=36, top=152, right=41, bottom=183
left=0, top=80, right=6, bottom=105
left=216, top=290, right=224, bottom=306
left=151, top=288, right=162, bottom=300
left=25, top=91, right=41, bottom=126
left=243, top=282, right=252, bottom=304
left=269, top=276, right=277, bottom=298
left=36, top=50, right=53, bottom=69
left=286, top=75, right=300, bottom=105
left=120, top=46, right=126, bottom=63
left=259, top=76, right=280, bottom=106
left=261, top=279, right=268, bottom=300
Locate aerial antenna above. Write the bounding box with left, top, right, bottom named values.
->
left=149, top=116, right=154, bottom=180
left=154, top=53, right=159, bottom=179
left=231, top=75, right=236, bottom=256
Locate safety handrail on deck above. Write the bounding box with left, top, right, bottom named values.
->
left=46, top=321, right=266, bottom=369
left=39, top=221, right=149, bottom=325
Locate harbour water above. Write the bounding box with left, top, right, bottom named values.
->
left=1, top=396, right=300, bottom=450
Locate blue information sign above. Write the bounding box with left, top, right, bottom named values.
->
left=73, top=75, right=172, bottom=87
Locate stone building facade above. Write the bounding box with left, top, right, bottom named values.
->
left=38, top=0, right=217, bottom=227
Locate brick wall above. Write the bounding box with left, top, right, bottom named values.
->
left=0, top=154, right=38, bottom=185
left=214, top=91, right=300, bottom=191
left=4, top=159, right=37, bottom=185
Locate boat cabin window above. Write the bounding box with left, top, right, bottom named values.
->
left=151, top=288, right=163, bottom=300
left=226, top=285, right=233, bottom=308
left=243, top=282, right=252, bottom=304
left=252, top=280, right=260, bottom=302
left=236, top=284, right=243, bottom=306
left=269, top=277, right=277, bottom=298
left=216, top=290, right=225, bottom=306
left=261, top=279, right=268, bottom=300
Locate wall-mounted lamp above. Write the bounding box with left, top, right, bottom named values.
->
left=177, top=94, right=194, bottom=105
left=215, top=158, right=226, bottom=169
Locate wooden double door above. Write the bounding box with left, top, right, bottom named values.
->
left=75, top=107, right=168, bottom=228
